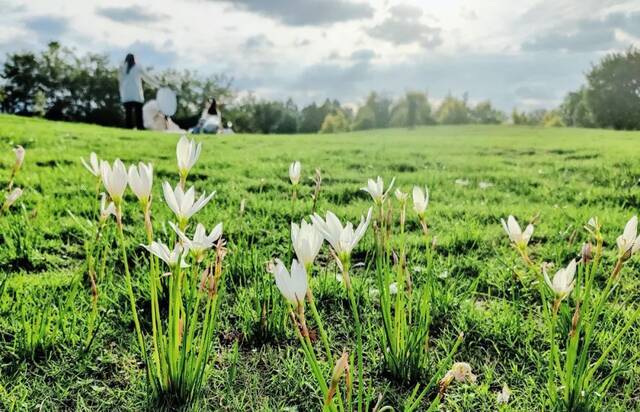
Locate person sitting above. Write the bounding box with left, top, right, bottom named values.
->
left=191, top=98, right=222, bottom=134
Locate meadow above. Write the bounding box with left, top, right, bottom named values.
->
left=1, top=114, right=639, bottom=411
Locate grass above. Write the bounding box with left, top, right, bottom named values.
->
left=1, top=114, right=640, bottom=410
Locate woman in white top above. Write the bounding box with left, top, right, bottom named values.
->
left=118, top=53, right=159, bottom=129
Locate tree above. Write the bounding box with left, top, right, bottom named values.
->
left=320, top=110, right=349, bottom=133
left=352, top=104, right=376, bottom=131
left=352, top=92, right=392, bottom=131
left=251, top=101, right=285, bottom=134
left=436, top=94, right=470, bottom=124
left=274, top=99, right=299, bottom=133
left=390, top=91, right=434, bottom=128
left=585, top=48, right=640, bottom=130
left=511, top=109, right=548, bottom=126
left=560, top=87, right=595, bottom=128
left=299, top=103, right=325, bottom=133
left=543, top=110, right=564, bottom=127
left=471, top=100, right=504, bottom=124
left=1, top=50, right=42, bottom=114
left=224, top=95, right=256, bottom=133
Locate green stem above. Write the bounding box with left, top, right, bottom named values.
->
left=343, top=260, right=363, bottom=412
left=115, top=208, right=147, bottom=364
left=306, top=263, right=333, bottom=367
left=307, top=290, right=333, bottom=366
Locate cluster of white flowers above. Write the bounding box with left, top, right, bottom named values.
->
left=274, top=173, right=436, bottom=309
left=501, top=213, right=640, bottom=301
left=82, top=135, right=221, bottom=268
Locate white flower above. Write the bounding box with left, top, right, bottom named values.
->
left=176, top=135, right=202, bottom=178
left=271, top=258, right=308, bottom=305
left=361, top=176, right=395, bottom=204
left=544, top=259, right=576, bottom=300
left=496, top=383, right=512, bottom=404
left=289, top=161, right=301, bottom=185
left=100, top=159, right=128, bottom=203
left=162, top=181, right=215, bottom=223
left=13, top=145, right=25, bottom=172
left=311, top=208, right=372, bottom=257
left=412, top=186, right=429, bottom=216
left=501, top=215, right=534, bottom=248
left=3, top=188, right=23, bottom=210
left=81, top=152, right=101, bottom=177
left=585, top=217, right=600, bottom=234
left=388, top=282, right=398, bottom=294
left=394, top=188, right=408, bottom=202
left=616, top=215, right=640, bottom=259
left=441, top=362, right=477, bottom=385
left=170, top=221, right=222, bottom=260
left=478, top=181, right=493, bottom=190
left=128, top=162, right=153, bottom=204
left=455, top=179, right=469, bottom=186
left=291, top=219, right=323, bottom=267
left=142, top=241, right=188, bottom=268
left=99, top=193, right=116, bottom=221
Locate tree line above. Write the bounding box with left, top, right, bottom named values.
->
left=1, top=42, right=638, bottom=132
left=560, top=48, right=640, bottom=130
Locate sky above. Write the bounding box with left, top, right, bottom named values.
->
left=2, top=0, right=640, bottom=110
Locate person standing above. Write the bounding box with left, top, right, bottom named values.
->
left=118, top=53, right=159, bottom=129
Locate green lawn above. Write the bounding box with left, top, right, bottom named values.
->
left=1, top=114, right=639, bottom=411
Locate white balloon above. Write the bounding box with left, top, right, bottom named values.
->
left=156, top=87, right=177, bottom=116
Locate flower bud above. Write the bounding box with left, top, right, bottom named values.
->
left=325, top=351, right=349, bottom=407
left=13, top=145, right=25, bottom=173
left=569, top=303, right=581, bottom=338
left=2, top=188, right=23, bottom=211
left=581, top=242, right=592, bottom=264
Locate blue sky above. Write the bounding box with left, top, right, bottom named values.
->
left=2, top=0, right=639, bottom=110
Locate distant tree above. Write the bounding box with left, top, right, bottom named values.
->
left=352, top=104, right=376, bottom=131
left=543, top=110, right=565, bottom=127
left=250, top=101, right=285, bottom=134
left=297, top=99, right=344, bottom=133
left=320, top=110, right=349, bottom=133
left=371, top=93, right=392, bottom=128
left=511, top=108, right=549, bottom=126
left=584, top=48, right=640, bottom=130
left=224, top=95, right=256, bottom=133
left=274, top=99, right=299, bottom=134
left=511, top=109, right=525, bottom=125
left=352, top=92, right=392, bottom=130
left=436, top=93, right=470, bottom=124
left=470, top=100, right=504, bottom=124
left=560, top=88, right=595, bottom=128
left=1, top=50, right=43, bottom=114
left=390, top=91, right=434, bottom=128
left=299, top=103, right=323, bottom=133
